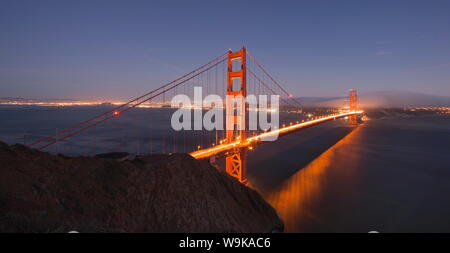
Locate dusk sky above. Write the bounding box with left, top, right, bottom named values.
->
left=1, top=0, right=450, bottom=100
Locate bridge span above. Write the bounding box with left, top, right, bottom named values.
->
left=190, top=110, right=363, bottom=160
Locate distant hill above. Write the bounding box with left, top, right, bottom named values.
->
left=295, top=91, right=450, bottom=108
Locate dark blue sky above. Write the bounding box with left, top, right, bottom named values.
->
left=1, top=0, right=450, bottom=100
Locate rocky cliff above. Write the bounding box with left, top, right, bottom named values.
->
left=0, top=142, right=283, bottom=232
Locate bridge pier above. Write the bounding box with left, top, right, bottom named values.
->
left=225, top=148, right=248, bottom=184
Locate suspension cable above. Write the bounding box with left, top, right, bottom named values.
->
left=246, top=68, right=298, bottom=109
left=30, top=52, right=228, bottom=148
left=36, top=57, right=227, bottom=150
left=246, top=50, right=303, bottom=109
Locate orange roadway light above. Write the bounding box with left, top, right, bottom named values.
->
left=190, top=110, right=363, bottom=160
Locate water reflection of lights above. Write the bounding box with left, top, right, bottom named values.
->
left=264, top=124, right=364, bottom=232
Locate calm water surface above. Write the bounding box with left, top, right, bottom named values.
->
left=0, top=105, right=306, bottom=156
left=249, top=116, right=450, bottom=232
left=1, top=105, right=449, bottom=232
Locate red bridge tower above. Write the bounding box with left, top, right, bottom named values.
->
left=349, top=89, right=358, bottom=125
left=225, top=48, right=248, bottom=184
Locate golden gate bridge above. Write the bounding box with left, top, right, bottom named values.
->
left=27, top=47, right=363, bottom=184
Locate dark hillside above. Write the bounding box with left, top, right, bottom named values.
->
left=0, top=142, right=282, bottom=232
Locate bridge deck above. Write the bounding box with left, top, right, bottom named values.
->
left=190, top=111, right=363, bottom=159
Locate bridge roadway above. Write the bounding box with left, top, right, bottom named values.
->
left=190, top=110, right=364, bottom=159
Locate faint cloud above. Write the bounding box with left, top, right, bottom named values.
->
left=410, top=62, right=450, bottom=72
left=375, top=40, right=393, bottom=56
left=376, top=51, right=392, bottom=56
left=124, top=46, right=186, bottom=74
left=0, top=67, right=42, bottom=74
left=146, top=55, right=185, bottom=74
left=376, top=40, right=392, bottom=45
